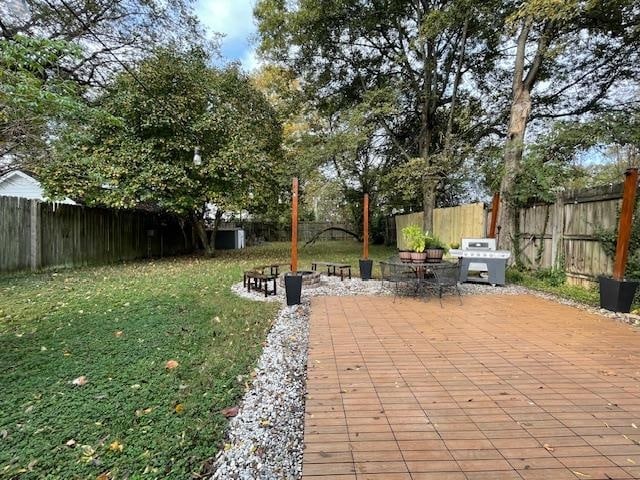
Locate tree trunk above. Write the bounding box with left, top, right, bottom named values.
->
left=422, top=178, right=437, bottom=234
left=497, top=86, right=532, bottom=254
left=207, top=210, right=224, bottom=255
left=194, top=217, right=213, bottom=256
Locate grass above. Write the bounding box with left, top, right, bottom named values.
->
left=0, top=241, right=394, bottom=479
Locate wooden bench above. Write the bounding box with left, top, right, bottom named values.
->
left=311, top=261, right=352, bottom=281
left=244, top=270, right=277, bottom=297
left=243, top=264, right=283, bottom=288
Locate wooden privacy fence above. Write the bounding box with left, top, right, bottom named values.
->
left=512, top=184, right=622, bottom=286
left=0, top=197, right=194, bottom=273
left=395, top=186, right=624, bottom=286
left=395, top=202, right=486, bottom=250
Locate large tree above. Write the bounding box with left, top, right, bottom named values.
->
left=0, top=35, right=100, bottom=173
left=255, top=0, right=505, bottom=232
left=496, top=0, right=640, bottom=252
left=0, top=0, right=208, bottom=87
left=41, top=48, right=283, bottom=255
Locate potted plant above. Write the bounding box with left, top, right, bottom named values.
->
left=425, top=235, right=448, bottom=263
left=401, top=224, right=428, bottom=263
left=398, top=249, right=412, bottom=263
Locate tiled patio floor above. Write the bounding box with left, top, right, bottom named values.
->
left=302, top=295, right=640, bottom=480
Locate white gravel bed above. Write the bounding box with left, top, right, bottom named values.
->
left=210, top=303, right=310, bottom=480
left=214, top=274, right=640, bottom=479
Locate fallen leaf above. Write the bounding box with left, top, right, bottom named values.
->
left=66, top=439, right=76, bottom=447
left=627, top=458, right=636, bottom=464
left=72, top=376, right=88, bottom=386
left=175, top=403, right=185, bottom=414
left=573, top=471, right=591, bottom=478
left=633, top=423, right=638, bottom=429
left=221, top=406, right=239, bottom=418
left=114, top=331, right=124, bottom=337
left=96, top=473, right=110, bottom=480
left=165, top=360, right=179, bottom=370
left=108, top=441, right=123, bottom=453
left=543, top=444, right=554, bottom=452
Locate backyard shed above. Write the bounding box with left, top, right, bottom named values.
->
left=214, top=228, right=245, bottom=249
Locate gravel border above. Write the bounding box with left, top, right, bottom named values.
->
left=212, top=275, right=640, bottom=479
left=210, top=303, right=309, bottom=480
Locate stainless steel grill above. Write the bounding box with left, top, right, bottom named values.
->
left=449, top=238, right=510, bottom=286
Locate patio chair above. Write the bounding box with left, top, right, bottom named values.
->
left=380, top=261, right=417, bottom=302
left=424, top=262, right=462, bottom=307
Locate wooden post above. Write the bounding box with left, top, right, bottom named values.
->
left=30, top=199, right=41, bottom=271
left=613, top=168, right=639, bottom=281
left=363, top=193, right=369, bottom=260
left=489, top=192, right=499, bottom=238
left=550, top=191, right=565, bottom=270
left=291, top=177, right=298, bottom=273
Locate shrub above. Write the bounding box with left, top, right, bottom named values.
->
left=401, top=224, right=427, bottom=252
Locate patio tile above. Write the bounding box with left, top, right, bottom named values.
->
left=302, top=295, right=640, bottom=480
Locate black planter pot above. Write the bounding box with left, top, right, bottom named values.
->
left=284, top=273, right=303, bottom=306
left=598, top=275, right=639, bottom=313
left=359, top=259, right=373, bottom=281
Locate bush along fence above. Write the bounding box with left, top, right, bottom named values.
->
left=0, top=196, right=194, bottom=273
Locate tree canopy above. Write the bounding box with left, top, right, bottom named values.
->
left=41, top=48, right=283, bottom=254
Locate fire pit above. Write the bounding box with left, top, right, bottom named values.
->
left=279, top=270, right=321, bottom=287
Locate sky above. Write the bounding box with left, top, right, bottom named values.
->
left=195, top=0, right=260, bottom=71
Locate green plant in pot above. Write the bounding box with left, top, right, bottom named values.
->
left=401, top=224, right=429, bottom=263
left=425, top=235, right=448, bottom=263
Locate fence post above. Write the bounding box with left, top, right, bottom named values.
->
left=551, top=192, right=565, bottom=269
left=30, top=199, right=41, bottom=271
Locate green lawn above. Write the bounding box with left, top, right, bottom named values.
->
left=0, top=241, right=394, bottom=479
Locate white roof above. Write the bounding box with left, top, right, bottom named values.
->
left=0, top=171, right=76, bottom=204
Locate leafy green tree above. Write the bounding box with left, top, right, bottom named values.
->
left=255, top=0, right=505, bottom=232
left=251, top=65, right=322, bottom=223
left=0, top=35, right=100, bottom=173
left=41, top=48, right=283, bottom=255
left=0, top=0, right=209, bottom=87
left=496, top=0, right=640, bottom=252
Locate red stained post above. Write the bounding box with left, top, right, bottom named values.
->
left=613, top=168, right=639, bottom=281
left=363, top=194, right=369, bottom=260
left=489, top=192, right=500, bottom=238
left=291, top=177, right=299, bottom=273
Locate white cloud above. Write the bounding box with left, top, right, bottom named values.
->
left=196, top=0, right=259, bottom=71
left=196, top=0, right=256, bottom=41
left=240, top=49, right=262, bottom=72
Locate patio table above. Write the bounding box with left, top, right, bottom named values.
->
left=383, top=260, right=453, bottom=298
